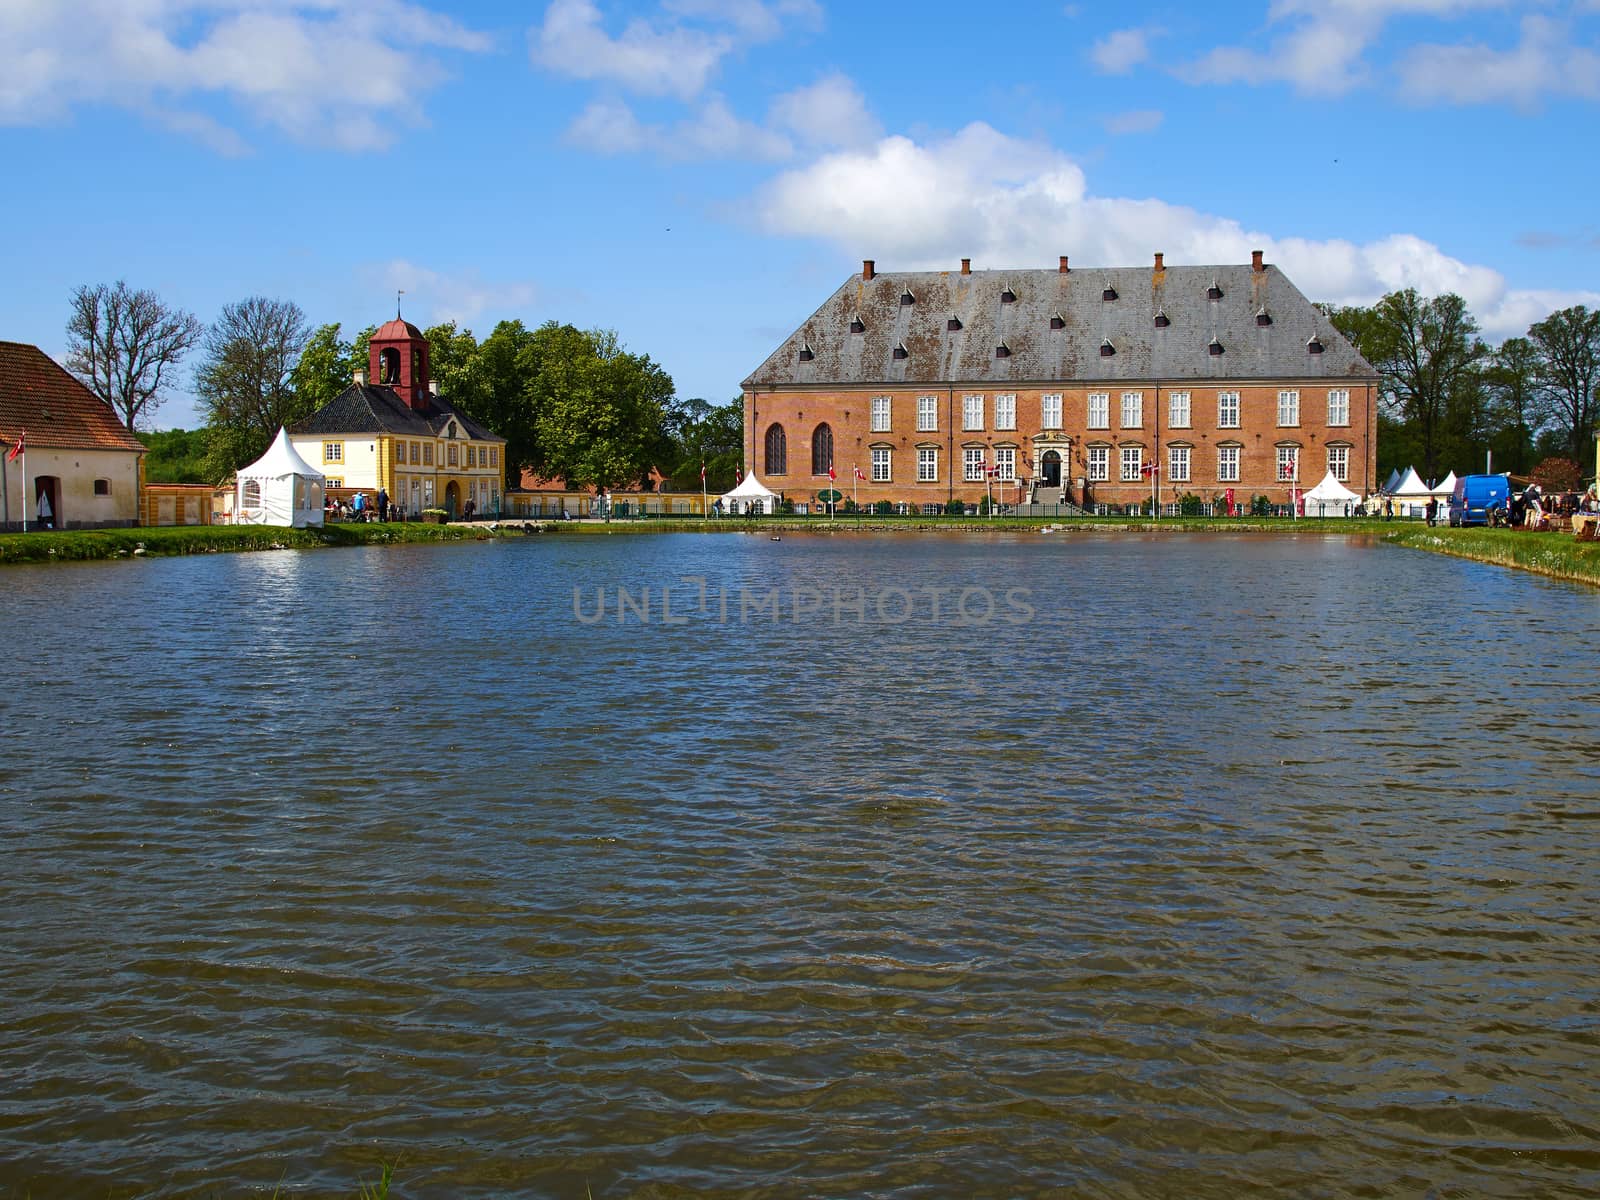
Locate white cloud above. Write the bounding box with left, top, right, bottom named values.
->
left=568, top=95, right=791, bottom=160
left=1399, top=15, right=1600, bottom=105
left=751, top=122, right=1600, bottom=337
left=1091, top=29, right=1155, bottom=74
left=1180, top=0, right=1526, bottom=98
left=768, top=73, right=881, bottom=148
left=530, top=0, right=820, bottom=99
left=374, top=261, right=539, bottom=327
left=0, top=0, right=489, bottom=151
left=1102, top=108, right=1164, bottom=134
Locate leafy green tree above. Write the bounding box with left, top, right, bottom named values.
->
left=422, top=321, right=483, bottom=412
left=663, top=396, right=742, bottom=491
left=196, top=296, right=312, bottom=478
left=1527, top=305, right=1600, bottom=462
left=1482, top=336, right=1541, bottom=475
left=289, top=323, right=354, bottom=414
left=465, top=320, right=540, bottom=485
left=534, top=324, right=673, bottom=491
left=137, top=429, right=210, bottom=483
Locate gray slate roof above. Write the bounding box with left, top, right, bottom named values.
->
left=742, top=262, right=1377, bottom=390
left=289, top=383, right=505, bottom=442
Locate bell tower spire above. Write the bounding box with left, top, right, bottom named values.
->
left=369, top=311, right=432, bottom=410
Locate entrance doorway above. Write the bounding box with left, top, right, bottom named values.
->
left=35, top=475, right=61, bottom=529
left=444, top=480, right=461, bottom=519
left=1041, top=451, right=1061, bottom=488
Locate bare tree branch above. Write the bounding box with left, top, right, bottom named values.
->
left=65, top=281, right=204, bottom=430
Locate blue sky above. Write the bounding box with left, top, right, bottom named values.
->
left=4, top=0, right=1599, bottom=429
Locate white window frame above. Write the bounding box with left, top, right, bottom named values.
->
left=1168, top=445, right=1191, bottom=482
left=324, top=442, right=342, bottom=463
left=917, top=395, right=938, bottom=432
left=963, top=447, right=987, bottom=481
left=1087, top=392, right=1109, bottom=429
left=917, top=447, right=938, bottom=482
left=1168, top=391, right=1191, bottom=429
left=871, top=395, right=892, bottom=432
left=871, top=447, right=891, bottom=482
left=1040, top=393, right=1062, bottom=430
left=1327, top=445, right=1349, bottom=482
left=1277, top=446, right=1300, bottom=481
left=1087, top=446, right=1109, bottom=482
left=995, top=447, right=1016, bottom=481
left=1218, top=446, right=1240, bottom=482
left=1120, top=391, right=1143, bottom=429
left=963, top=394, right=984, bottom=431
left=1218, top=391, right=1240, bottom=429
left=1120, top=446, right=1143, bottom=482
left=1327, top=389, right=1350, bottom=426
left=994, top=393, right=1016, bottom=430
left=1277, top=389, right=1300, bottom=427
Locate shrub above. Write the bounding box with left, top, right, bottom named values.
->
left=874, top=499, right=893, bottom=515
left=777, top=498, right=794, bottom=515
left=1179, top=492, right=1204, bottom=515
left=944, top=498, right=965, bottom=515
left=1251, top=494, right=1272, bottom=516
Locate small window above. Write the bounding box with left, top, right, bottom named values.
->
left=1207, top=281, right=1224, bottom=300
left=1001, top=287, right=1016, bottom=303
left=490, top=448, right=498, bottom=467
left=93, top=478, right=111, bottom=496
left=1100, top=339, right=1116, bottom=356
left=1153, top=309, right=1170, bottom=328
left=324, top=442, right=342, bottom=463
left=1208, top=338, right=1224, bottom=356
left=1102, top=286, right=1118, bottom=302
left=995, top=343, right=1011, bottom=358
left=892, top=344, right=909, bottom=360
left=410, top=441, right=420, bottom=465
left=1049, top=313, right=1064, bottom=330
left=946, top=317, right=962, bottom=331
left=423, top=443, right=434, bottom=465
left=1255, top=308, right=1273, bottom=326
left=798, top=343, right=813, bottom=362
left=467, top=447, right=476, bottom=468
left=448, top=444, right=459, bottom=467
left=1308, top=337, right=1325, bottom=354
left=900, top=289, right=916, bottom=306
left=243, top=479, right=262, bottom=506
left=850, top=317, right=865, bottom=333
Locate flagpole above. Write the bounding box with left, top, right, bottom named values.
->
left=1, top=439, right=8, bottom=531
left=20, top=443, right=27, bottom=533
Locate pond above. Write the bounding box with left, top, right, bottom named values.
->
left=2, top=533, right=1598, bottom=1197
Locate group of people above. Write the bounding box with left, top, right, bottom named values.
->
left=325, top=488, right=397, bottom=523
left=1503, top=485, right=1600, bottom=529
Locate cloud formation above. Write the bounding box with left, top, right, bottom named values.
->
left=752, top=122, right=1600, bottom=336
left=1091, top=28, right=1156, bottom=74
left=375, top=260, right=540, bottom=326
left=0, top=1, right=490, bottom=151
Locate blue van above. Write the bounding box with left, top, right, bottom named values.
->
left=1448, top=474, right=1510, bottom=526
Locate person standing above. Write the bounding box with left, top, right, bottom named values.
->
left=377, top=487, right=389, bottom=522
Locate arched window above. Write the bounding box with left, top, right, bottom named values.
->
left=379, top=347, right=400, bottom=384
left=764, top=423, right=787, bottom=475
left=812, top=423, right=834, bottom=476
left=243, top=479, right=261, bottom=507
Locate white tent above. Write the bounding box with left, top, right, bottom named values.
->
left=1301, top=470, right=1362, bottom=517
left=1382, top=467, right=1402, bottom=494
left=235, top=428, right=324, bottom=527
left=1390, top=466, right=1433, bottom=518
left=718, top=473, right=782, bottom=515
left=1433, top=470, right=1459, bottom=498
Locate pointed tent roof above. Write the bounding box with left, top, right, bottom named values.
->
left=720, top=473, right=781, bottom=505
left=1302, top=469, right=1361, bottom=503
left=1383, top=467, right=1402, bottom=493
left=1392, top=466, right=1431, bottom=496
left=240, top=427, right=323, bottom=480
left=1433, top=470, right=1459, bottom=495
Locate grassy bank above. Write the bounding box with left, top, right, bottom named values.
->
left=1381, top=525, right=1600, bottom=587
left=549, top=515, right=1401, bottom=535
left=0, top=522, right=506, bottom=565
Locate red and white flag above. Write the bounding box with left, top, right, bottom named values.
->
left=5, top=430, right=21, bottom=462
left=854, top=465, right=864, bottom=480
left=828, top=463, right=836, bottom=482
left=1141, top=461, right=1160, bottom=475
left=735, top=467, right=743, bottom=483
left=699, top=461, right=706, bottom=483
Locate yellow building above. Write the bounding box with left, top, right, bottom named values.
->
left=288, top=317, right=506, bottom=519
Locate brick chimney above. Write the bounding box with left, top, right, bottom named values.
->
left=1154, top=252, right=1164, bottom=271
left=960, top=258, right=971, bottom=275
left=1252, top=250, right=1264, bottom=272
left=863, top=259, right=875, bottom=281
left=1059, top=255, right=1070, bottom=274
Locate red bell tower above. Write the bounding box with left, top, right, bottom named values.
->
left=369, top=316, right=432, bottom=410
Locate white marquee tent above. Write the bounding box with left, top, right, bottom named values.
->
left=235, top=427, right=324, bottom=527
left=719, top=473, right=782, bottom=515
left=1301, top=470, right=1362, bottom=517
left=1390, top=466, right=1433, bottom=517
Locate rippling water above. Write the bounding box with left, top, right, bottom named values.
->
left=2, top=532, right=1598, bottom=1198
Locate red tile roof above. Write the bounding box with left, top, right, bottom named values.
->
left=0, top=340, right=146, bottom=454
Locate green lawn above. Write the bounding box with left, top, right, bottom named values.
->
left=0, top=521, right=503, bottom=564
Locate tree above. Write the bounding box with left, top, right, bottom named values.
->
left=1527, top=305, right=1600, bottom=462
left=289, top=323, right=355, bottom=414
left=1333, top=290, right=1487, bottom=483
left=1482, top=336, right=1541, bottom=475
left=663, top=396, right=743, bottom=491
left=137, top=429, right=210, bottom=484
left=1530, top=456, right=1584, bottom=492
left=468, top=320, right=540, bottom=486
left=65, top=281, right=204, bottom=430
left=534, top=324, right=674, bottom=491
left=195, top=297, right=312, bottom=478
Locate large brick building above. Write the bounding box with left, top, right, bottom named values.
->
left=741, top=253, right=1379, bottom=511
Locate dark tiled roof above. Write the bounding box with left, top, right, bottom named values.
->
left=288, top=383, right=505, bottom=442
left=742, top=262, right=1378, bottom=389
left=0, top=340, right=146, bottom=453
